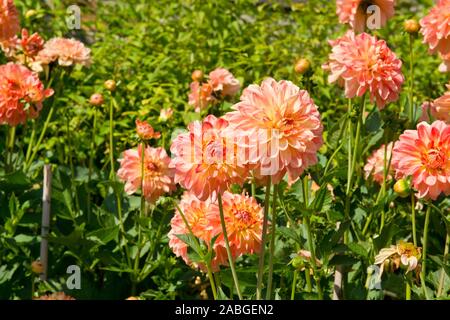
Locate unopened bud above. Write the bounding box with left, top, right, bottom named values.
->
left=31, top=260, right=44, bottom=274
left=104, top=79, right=117, bottom=92
left=191, top=70, right=203, bottom=82
left=394, top=179, right=410, bottom=198
left=89, top=93, right=104, bottom=106
left=404, top=19, right=420, bottom=34
left=294, top=58, right=310, bottom=75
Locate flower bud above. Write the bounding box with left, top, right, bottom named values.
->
left=404, top=19, right=420, bottom=34
left=126, top=296, right=139, bottom=300
left=394, top=179, right=410, bottom=198
left=291, top=256, right=305, bottom=270
left=25, top=9, right=38, bottom=19
left=191, top=70, right=203, bottom=82
left=104, top=79, right=117, bottom=92
left=31, top=260, right=44, bottom=274
left=294, top=58, right=310, bottom=74
left=89, top=93, right=104, bottom=106
left=136, top=120, right=160, bottom=140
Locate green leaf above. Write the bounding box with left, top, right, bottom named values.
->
left=347, top=242, right=369, bottom=259
left=86, top=226, right=119, bottom=245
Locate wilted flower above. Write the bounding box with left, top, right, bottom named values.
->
left=89, top=93, right=104, bottom=107
left=0, top=0, right=20, bottom=42
left=0, top=62, right=54, bottom=126
left=117, top=145, right=175, bottom=203
left=336, top=0, right=395, bottom=33
left=392, top=120, right=450, bottom=200
left=170, top=115, right=249, bottom=201
left=159, top=108, right=173, bottom=122
left=224, top=78, right=323, bottom=185
left=33, top=37, right=91, bottom=71
left=364, top=142, right=395, bottom=184
left=291, top=249, right=322, bottom=272
left=188, top=81, right=214, bottom=113
left=135, top=120, right=161, bottom=140
left=374, top=241, right=421, bottom=278
left=420, top=0, right=450, bottom=56
left=323, top=31, right=404, bottom=109
left=208, top=68, right=240, bottom=97
left=34, top=292, right=76, bottom=300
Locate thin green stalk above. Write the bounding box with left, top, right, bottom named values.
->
left=305, top=269, right=312, bottom=292
left=291, top=270, right=298, bottom=300
left=6, top=126, right=15, bottom=172
left=24, top=121, right=36, bottom=165
left=420, top=205, right=431, bottom=300
left=437, top=232, right=449, bottom=297
left=87, top=107, right=98, bottom=222
left=406, top=282, right=411, bottom=300
left=217, top=192, right=242, bottom=300
left=109, top=96, right=116, bottom=179
left=266, top=184, right=278, bottom=299
left=411, top=194, right=417, bottom=246
left=408, top=34, right=415, bottom=124
left=256, top=177, right=271, bottom=300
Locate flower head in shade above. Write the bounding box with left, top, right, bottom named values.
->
left=364, top=142, right=395, bottom=184
left=224, top=78, right=323, bottom=185
left=392, top=121, right=450, bottom=200
left=170, top=115, right=249, bottom=201
left=216, top=191, right=264, bottom=258
left=188, top=81, right=215, bottom=112
left=20, top=29, right=44, bottom=58
left=33, top=37, right=91, bottom=70
left=420, top=0, right=450, bottom=56
left=0, top=0, right=20, bottom=42
left=336, top=0, right=395, bottom=33
left=135, top=120, right=161, bottom=141
left=323, top=31, right=404, bottom=109
left=208, top=68, right=240, bottom=97
left=117, top=145, right=175, bottom=203
left=0, top=63, right=54, bottom=126
left=168, top=192, right=220, bottom=270
left=374, top=241, right=421, bottom=278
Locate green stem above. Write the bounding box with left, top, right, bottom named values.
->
left=6, top=126, right=16, bottom=172
left=408, top=34, right=415, bottom=125
left=256, top=177, right=271, bottom=300
left=109, top=96, right=116, bottom=179
left=420, top=205, right=431, bottom=300
left=291, top=270, right=298, bottom=300
left=24, top=121, right=36, bottom=165
left=305, top=269, right=312, bottom=292
left=437, top=232, right=449, bottom=297
left=217, top=192, right=242, bottom=300
left=411, top=194, right=417, bottom=246
left=406, top=282, right=411, bottom=300
left=266, top=184, right=278, bottom=300
left=87, top=108, right=98, bottom=223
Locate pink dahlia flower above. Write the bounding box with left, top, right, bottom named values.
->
left=323, top=31, right=404, bottom=109
left=135, top=120, right=161, bottom=140
left=33, top=37, right=91, bottom=70
left=336, top=0, right=395, bottom=33
left=117, top=145, right=175, bottom=203
left=188, top=81, right=214, bottom=112
left=392, top=121, right=450, bottom=200
left=0, top=0, right=19, bottom=41
left=420, top=0, right=450, bottom=56
left=170, top=114, right=249, bottom=201
left=224, top=78, right=323, bottom=185
left=0, top=63, right=54, bottom=126
left=364, top=142, right=395, bottom=184
left=208, top=68, right=240, bottom=97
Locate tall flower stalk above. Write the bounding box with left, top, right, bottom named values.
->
left=256, top=178, right=271, bottom=300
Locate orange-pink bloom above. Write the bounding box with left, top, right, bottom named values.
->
left=364, top=142, right=395, bottom=184
left=336, top=0, right=395, bottom=33
left=33, top=37, right=91, bottom=70
left=420, top=0, right=450, bottom=56
left=20, top=29, right=44, bottom=58
left=117, top=145, right=175, bottom=203
left=208, top=68, right=240, bottom=97
left=0, top=62, right=54, bottom=126
left=392, top=121, right=450, bottom=200
left=188, top=81, right=215, bottom=112
left=433, top=86, right=450, bottom=123
left=323, top=31, right=404, bottom=109
left=0, top=0, right=20, bottom=42
left=135, top=120, right=161, bottom=140
left=224, top=78, right=323, bottom=185
left=170, top=114, right=249, bottom=201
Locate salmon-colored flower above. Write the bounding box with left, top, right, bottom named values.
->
left=117, top=145, right=175, bottom=203
left=208, top=68, right=240, bottom=97
left=0, top=63, right=54, bottom=126
left=364, top=142, right=395, bottom=184
left=0, top=35, right=18, bottom=57
left=323, top=31, right=404, bottom=109
left=392, top=121, right=450, bottom=200
left=336, top=0, right=395, bottom=33
left=216, top=191, right=264, bottom=259
left=170, top=115, right=248, bottom=201
left=20, top=29, right=44, bottom=58
left=224, top=78, right=323, bottom=185
left=433, top=87, right=450, bottom=123
left=33, top=37, right=91, bottom=70
left=0, top=0, right=20, bottom=42
left=420, top=0, right=450, bottom=56
left=135, top=120, right=161, bottom=140
left=188, top=81, right=215, bottom=112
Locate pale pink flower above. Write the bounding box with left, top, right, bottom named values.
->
left=188, top=81, right=214, bottom=112
left=33, top=37, right=91, bottom=70
left=420, top=0, right=450, bottom=56
left=336, top=0, right=395, bottom=33
left=117, top=145, right=175, bottom=203
left=135, top=120, right=161, bottom=140
left=364, top=142, right=395, bottom=184
left=170, top=115, right=248, bottom=201
left=439, top=53, right=450, bottom=73
left=0, top=62, right=54, bottom=126
left=392, top=121, right=450, bottom=200
left=0, top=35, right=18, bottom=57
left=0, top=0, right=19, bottom=42
left=224, top=78, right=323, bottom=185
left=323, top=31, right=404, bottom=109
left=208, top=68, right=240, bottom=97
left=159, top=108, right=173, bottom=122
